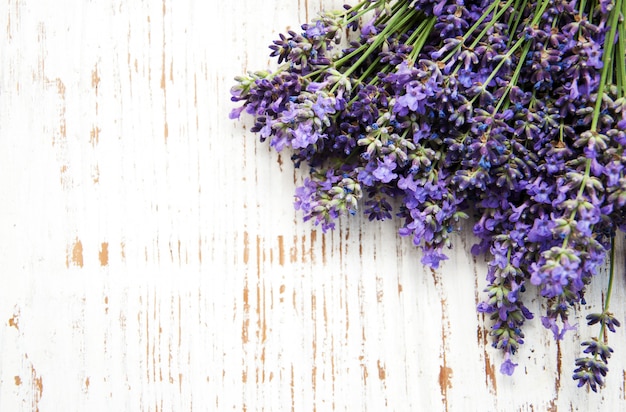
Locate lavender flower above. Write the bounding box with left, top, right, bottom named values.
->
left=232, top=0, right=626, bottom=391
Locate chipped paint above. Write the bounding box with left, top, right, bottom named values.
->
left=243, top=231, right=250, bottom=264
left=99, top=242, right=109, bottom=266
left=242, top=284, right=249, bottom=344
left=55, top=78, right=66, bottom=142
left=377, top=360, right=386, bottom=380
left=90, top=126, right=100, bottom=146
left=66, top=238, right=84, bottom=268
left=277, top=235, right=285, bottom=266
left=91, top=64, right=100, bottom=90
left=439, top=362, right=453, bottom=411
left=31, top=365, right=43, bottom=411
left=290, top=235, right=298, bottom=263
left=8, top=313, right=19, bottom=330
left=1, top=1, right=624, bottom=411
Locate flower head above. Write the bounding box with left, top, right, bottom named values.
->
left=233, top=0, right=626, bottom=391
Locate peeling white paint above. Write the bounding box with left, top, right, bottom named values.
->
left=0, top=1, right=625, bottom=411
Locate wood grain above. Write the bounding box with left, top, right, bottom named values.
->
left=1, top=1, right=625, bottom=410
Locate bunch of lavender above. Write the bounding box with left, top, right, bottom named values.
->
left=231, top=0, right=626, bottom=391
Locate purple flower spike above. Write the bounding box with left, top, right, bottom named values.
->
left=232, top=0, right=626, bottom=391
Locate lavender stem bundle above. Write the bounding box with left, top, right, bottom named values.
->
left=231, top=0, right=626, bottom=391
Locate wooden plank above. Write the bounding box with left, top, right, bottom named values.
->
left=0, top=0, right=625, bottom=410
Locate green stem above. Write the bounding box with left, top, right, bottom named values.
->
left=506, top=0, right=528, bottom=47
left=358, top=55, right=384, bottom=84
left=492, top=41, right=532, bottom=113
left=333, top=1, right=409, bottom=69
left=440, top=0, right=512, bottom=64
left=408, top=17, right=436, bottom=62
left=467, top=0, right=550, bottom=103
left=591, top=0, right=623, bottom=131
left=333, top=42, right=371, bottom=68
left=604, top=238, right=616, bottom=316
left=469, top=36, right=525, bottom=106
left=596, top=236, right=617, bottom=345
left=561, top=159, right=592, bottom=248
left=374, top=0, right=408, bottom=26
left=616, top=0, right=626, bottom=97
left=578, top=0, right=587, bottom=16
left=343, top=0, right=382, bottom=24
left=561, top=0, right=623, bottom=251
left=469, top=0, right=516, bottom=50
left=332, top=1, right=415, bottom=92
left=528, top=0, right=552, bottom=26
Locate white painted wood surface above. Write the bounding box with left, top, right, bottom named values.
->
left=1, top=1, right=625, bottom=410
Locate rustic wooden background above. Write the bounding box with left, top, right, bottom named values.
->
left=1, top=0, right=625, bottom=410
